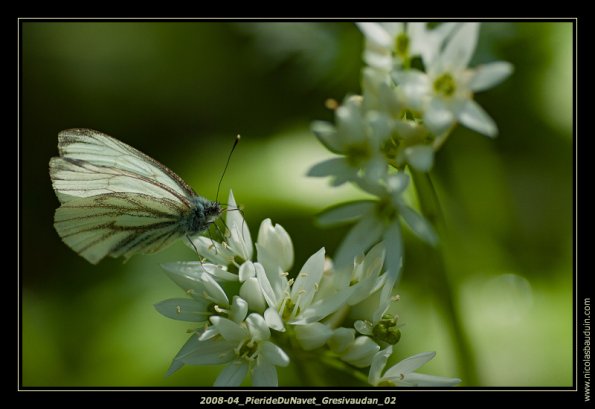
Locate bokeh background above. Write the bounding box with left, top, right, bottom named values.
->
left=21, top=21, right=573, bottom=387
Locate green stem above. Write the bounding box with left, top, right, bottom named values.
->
left=279, top=325, right=371, bottom=386
left=410, top=169, right=480, bottom=385
left=318, top=353, right=370, bottom=384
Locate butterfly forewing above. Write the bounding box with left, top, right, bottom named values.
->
left=51, top=129, right=197, bottom=204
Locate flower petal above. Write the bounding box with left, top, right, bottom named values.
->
left=154, top=298, right=210, bottom=322
left=256, top=219, right=294, bottom=271
left=327, top=327, right=355, bottom=354
left=399, top=205, right=438, bottom=245
left=166, top=333, right=202, bottom=376
left=334, top=214, right=384, bottom=270
left=312, top=121, right=342, bottom=153
left=404, top=145, right=435, bottom=172
left=188, top=236, right=235, bottom=265
left=381, top=22, right=404, bottom=37
left=424, top=98, right=456, bottom=136
left=201, top=273, right=230, bottom=306
left=386, top=172, right=410, bottom=196
left=238, top=261, right=256, bottom=281
left=210, top=316, right=249, bottom=343
left=246, top=313, right=271, bottom=342
left=307, top=157, right=349, bottom=177
left=254, top=263, right=280, bottom=308
left=260, top=340, right=290, bottom=367
left=294, top=322, right=333, bottom=351
left=439, top=23, right=479, bottom=72
left=240, top=277, right=267, bottom=313
left=316, top=201, right=374, bottom=227
left=399, top=372, right=462, bottom=386
left=363, top=49, right=393, bottom=71
left=251, top=361, right=279, bottom=386
left=226, top=190, right=253, bottom=261
left=458, top=99, right=498, bottom=137
left=264, top=307, right=285, bottom=332
left=383, top=351, right=436, bottom=378
left=368, top=346, right=393, bottom=385
left=354, top=320, right=374, bottom=336
left=229, top=295, right=249, bottom=323
left=340, top=336, right=381, bottom=368
left=293, top=285, right=354, bottom=324
left=161, top=262, right=205, bottom=299
left=377, top=225, right=403, bottom=321
left=392, top=70, right=430, bottom=109
left=201, top=264, right=239, bottom=281
left=469, top=62, right=513, bottom=92
left=356, top=22, right=393, bottom=49
left=198, top=326, right=219, bottom=341
left=175, top=336, right=236, bottom=366
left=214, top=361, right=249, bottom=387
left=336, top=96, right=366, bottom=143
left=364, top=156, right=387, bottom=183
left=291, top=247, right=325, bottom=310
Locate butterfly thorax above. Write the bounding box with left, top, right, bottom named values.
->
left=184, top=196, right=222, bottom=235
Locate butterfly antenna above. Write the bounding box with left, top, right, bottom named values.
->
left=215, top=134, right=241, bottom=204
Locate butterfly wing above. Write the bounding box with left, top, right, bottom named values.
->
left=50, top=128, right=197, bottom=204
left=49, top=129, right=201, bottom=263
left=54, top=193, right=189, bottom=264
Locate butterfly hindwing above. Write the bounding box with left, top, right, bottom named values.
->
left=54, top=192, right=189, bottom=264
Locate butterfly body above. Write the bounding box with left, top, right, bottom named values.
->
left=50, top=128, right=222, bottom=264
left=183, top=196, right=222, bottom=235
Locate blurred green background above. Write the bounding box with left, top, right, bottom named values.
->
left=21, top=21, right=573, bottom=387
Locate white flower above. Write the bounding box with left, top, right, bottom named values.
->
left=308, top=95, right=390, bottom=185
left=155, top=268, right=233, bottom=323
left=255, top=246, right=356, bottom=331
left=360, top=67, right=436, bottom=172
left=357, top=22, right=461, bottom=72
left=209, top=309, right=290, bottom=386
left=369, top=346, right=461, bottom=387
left=168, top=296, right=289, bottom=386
left=317, top=172, right=436, bottom=288
left=394, top=23, right=513, bottom=138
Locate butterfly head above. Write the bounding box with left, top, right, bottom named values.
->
left=204, top=200, right=223, bottom=224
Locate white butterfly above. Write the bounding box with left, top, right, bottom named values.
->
left=49, top=128, right=223, bottom=264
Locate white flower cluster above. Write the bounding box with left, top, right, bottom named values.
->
left=156, top=191, right=460, bottom=387
left=309, top=22, right=512, bottom=283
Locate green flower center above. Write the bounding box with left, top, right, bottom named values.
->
left=281, top=298, right=298, bottom=321
left=345, top=142, right=372, bottom=167
left=394, top=33, right=410, bottom=59
left=376, top=196, right=398, bottom=222
left=381, top=138, right=399, bottom=161
left=433, top=73, right=457, bottom=97
left=372, top=314, right=401, bottom=345
left=238, top=340, right=258, bottom=359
